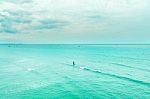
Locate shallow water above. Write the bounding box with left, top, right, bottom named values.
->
left=0, top=44, right=150, bottom=99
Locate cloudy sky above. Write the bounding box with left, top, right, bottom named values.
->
left=0, top=0, right=150, bottom=44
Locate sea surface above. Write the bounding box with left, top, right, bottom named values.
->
left=0, top=44, right=150, bottom=99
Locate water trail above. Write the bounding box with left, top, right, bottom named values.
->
left=79, top=66, right=150, bottom=87
left=112, top=63, right=150, bottom=72
left=64, top=63, right=150, bottom=87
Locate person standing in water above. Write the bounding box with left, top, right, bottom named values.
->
left=73, top=61, right=75, bottom=66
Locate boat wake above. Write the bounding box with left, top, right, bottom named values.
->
left=62, top=62, right=150, bottom=87
left=112, top=63, right=150, bottom=72
left=78, top=66, right=150, bottom=87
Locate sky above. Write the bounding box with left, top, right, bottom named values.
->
left=0, top=0, right=150, bottom=44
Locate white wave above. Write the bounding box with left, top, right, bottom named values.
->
left=80, top=66, right=85, bottom=69
left=27, top=68, right=34, bottom=72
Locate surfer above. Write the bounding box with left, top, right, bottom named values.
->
left=73, top=61, right=75, bottom=66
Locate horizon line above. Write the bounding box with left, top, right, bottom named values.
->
left=0, top=43, right=150, bottom=45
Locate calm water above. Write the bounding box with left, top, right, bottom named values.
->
left=0, top=44, right=150, bottom=99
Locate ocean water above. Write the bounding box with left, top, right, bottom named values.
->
left=0, top=44, right=150, bottom=99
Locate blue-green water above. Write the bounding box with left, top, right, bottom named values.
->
left=0, top=44, right=150, bottom=99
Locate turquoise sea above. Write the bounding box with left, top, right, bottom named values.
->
left=0, top=44, right=150, bottom=99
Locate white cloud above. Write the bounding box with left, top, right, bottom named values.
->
left=0, top=0, right=150, bottom=43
